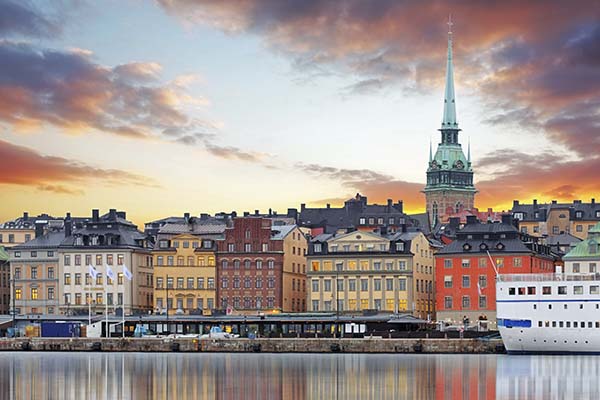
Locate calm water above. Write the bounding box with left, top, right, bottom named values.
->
left=0, top=352, right=599, bottom=400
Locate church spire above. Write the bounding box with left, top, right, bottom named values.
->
left=468, top=136, right=471, bottom=162
left=441, top=15, right=458, bottom=130
left=429, top=138, right=433, bottom=162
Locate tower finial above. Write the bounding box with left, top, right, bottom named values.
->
left=448, top=14, right=453, bottom=35
left=429, top=137, right=433, bottom=162
left=468, top=136, right=471, bottom=163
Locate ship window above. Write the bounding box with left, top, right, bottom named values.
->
left=581, top=321, right=585, bottom=327
left=558, top=286, right=567, bottom=295
left=574, top=286, right=583, bottom=295
left=580, top=304, right=584, bottom=309
left=548, top=304, right=552, bottom=310
left=508, top=287, right=516, bottom=295
left=527, top=287, right=536, bottom=295
left=552, top=321, right=557, bottom=327
left=574, top=322, right=578, bottom=328
left=589, top=322, right=593, bottom=328
left=559, top=321, right=564, bottom=328
left=596, top=322, right=600, bottom=328
left=545, top=321, right=550, bottom=327
left=590, top=285, right=599, bottom=295
left=538, top=321, right=542, bottom=327
left=518, top=287, right=526, bottom=295
left=564, top=304, right=568, bottom=309
left=566, top=321, right=571, bottom=328
left=542, top=286, right=551, bottom=295
left=533, top=304, right=537, bottom=310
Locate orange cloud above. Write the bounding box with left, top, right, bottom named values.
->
left=0, top=139, right=157, bottom=194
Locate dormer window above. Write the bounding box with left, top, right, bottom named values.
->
left=496, top=243, right=505, bottom=250
left=91, top=236, right=99, bottom=246
left=75, top=236, right=83, bottom=246
left=590, top=242, right=598, bottom=254
left=500, top=234, right=506, bottom=239
left=395, top=242, right=404, bottom=252
left=596, top=211, right=600, bottom=218
left=463, top=243, right=471, bottom=251
left=203, top=240, right=212, bottom=249
left=159, top=240, right=169, bottom=249
left=513, top=212, right=524, bottom=220
left=314, top=243, right=322, bottom=253
left=534, top=212, right=539, bottom=219
left=479, top=243, right=488, bottom=251
left=576, top=211, right=583, bottom=219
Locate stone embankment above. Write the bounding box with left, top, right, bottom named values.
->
left=0, top=337, right=505, bottom=354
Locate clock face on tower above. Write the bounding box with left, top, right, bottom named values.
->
left=454, top=160, right=464, bottom=170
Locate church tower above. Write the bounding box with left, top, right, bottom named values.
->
left=423, top=18, right=476, bottom=227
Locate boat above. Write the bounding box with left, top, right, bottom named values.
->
left=496, top=272, right=600, bottom=354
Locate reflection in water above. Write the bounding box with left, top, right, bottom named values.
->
left=0, top=352, right=598, bottom=399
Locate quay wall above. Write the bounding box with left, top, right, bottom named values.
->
left=0, top=337, right=505, bottom=354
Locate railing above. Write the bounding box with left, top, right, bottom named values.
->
left=497, top=273, right=600, bottom=282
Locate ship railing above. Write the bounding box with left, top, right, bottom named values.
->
left=497, top=273, right=600, bottom=282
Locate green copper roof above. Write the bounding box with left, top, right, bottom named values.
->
left=441, top=20, right=458, bottom=130
left=564, top=224, right=600, bottom=259
left=0, top=246, right=8, bottom=262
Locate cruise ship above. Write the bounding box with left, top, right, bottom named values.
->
left=497, top=272, right=600, bottom=354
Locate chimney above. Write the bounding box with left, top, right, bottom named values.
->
left=254, top=209, right=259, bottom=216
left=35, top=221, right=45, bottom=238
left=300, top=203, right=306, bottom=212
left=501, top=214, right=513, bottom=226
left=23, top=212, right=29, bottom=221
left=184, top=212, right=190, bottom=222
left=92, top=209, right=99, bottom=221
left=397, top=200, right=404, bottom=214
left=551, top=200, right=557, bottom=205
left=466, top=215, right=478, bottom=225
left=326, top=204, right=330, bottom=209
left=243, top=211, right=250, bottom=217
left=117, top=211, right=126, bottom=220
left=387, top=199, right=393, bottom=212
left=65, top=220, right=73, bottom=237
left=512, top=200, right=519, bottom=208
left=65, top=212, right=71, bottom=220
left=449, top=217, right=460, bottom=229
left=574, top=200, right=582, bottom=204
left=269, top=208, right=273, bottom=215
left=231, top=211, right=237, bottom=218
left=109, top=208, right=117, bottom=221
left=592, top=198, right=596, bottom=204
left=533, top=199, right=537, bottom=206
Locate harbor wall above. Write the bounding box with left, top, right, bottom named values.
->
left=0, top=337, right=505, bottom=354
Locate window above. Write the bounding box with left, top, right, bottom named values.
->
left=527, top=286, right=536, bottom=295
left=374, top=279, right=382, bottom=291
left=324, top=279, right=332, bottom=292
left=444, top=259, right=452, bottom=269
left=444, top=296, right=452, bottom=309
left=182, top=241, right=189, bottom=248
left=396, top=242, right=405, bottom=252
left=9, top=234, right=14, bottom=243
left=256, top=260, right=262, bottom=269
left=590, top=263, right=597, bottom=273
left=479, top=275, right=487, bottom=289
left=513, top=257, right=522, bottom=267
left=576, top=225, right=583, bottom=232
left=590, top=285, right=599, bottom=295
left=574, top=286, right=583, bottom=295
left=313, top=243, right=322, bottom=253
left=47, top=267, right=55, bottom=279
left=495, top=259, right=504, bottom=268
left=444, top=276, right=453, bottom=288
left=156, top=277, right=164, bottom=288
left=96, top=255, right=102, bottom=266
left=166, top=256, right=173, bottom=266
left=558, top=286, right=567, bottom=295
left=228, top=243, right=235, bottom=252
left=267, top=277, right=275, bottom=288
left=244, top=277, right=251, bottom=288
left=186, top=278, right=194, bottom=289
left=233, top=278, right=240, bottom=288
left=462, top=275, right=470, bottom=288
left=64, top=255, right=71, bottom=266
left=461, top=259, right=470, bottom=268
left=85, top=255, right=92, bottom=266
left=479, top=296, right=487, bottom=309
left=31, top=288, right=38, bottom=300
left=222, top=260, right=228, bottom=269
left=337, top=279, right=344, bottom=291
left=268, top=260, right=274, bottom=269
left=373, top=262, right=381, bottom=271
left=173, top=241, right=179, bottom=248
left=349, top=279, right=356, bottom=291
left=96, top=273, right=103, bottom=285
left=117, top=254, right=124, bottom=265
left=398, top=279, right=407, bottom=291
left=552, top=226, right=559, bottom=235
left=197, top=278, right=205, bottom=289
left=64, top=273, right=71, bottom=285
left=117, top=273, right=123, bottom=285
left=245, top=243, right=252, bottom=252
left=31, top=267, right=38, bottom=279
left=462, top=296, right=470, bottom=309
left=542, top=286, right=551, bottom=295
left=360, top=279, right=368, bottom=291
left=256, top=278, right=263, bottom=289
left=262, top=243, right=269, bottom=252
left=47, top=251, right=54, bottom=257
left=48, top=287, right=55, bottom=300
left=386, top=279, right=394, bottom=291
left=15, top=289, right=22, bottom=300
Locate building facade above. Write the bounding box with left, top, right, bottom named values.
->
left=563, top=222, right=600, bottom=274
left=511, top=199, right=600, bottom=239
left=0, top=213, right=37, bottom=248
left=435, top=215, right=556, bottom=326
left=59, top=209, right=154, bottom=316
left=153, top=234, right=217, bottom=314
left=217, top=218, right=307, bottom=313
left=0, top=246, right=11, bottom=314
left=8, top=230, right=63, bottom=316
left=307, top=231, right=414, bottom=314
left=423, top=25, right=476, bottom=227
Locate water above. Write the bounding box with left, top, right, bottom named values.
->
left=0, top=352, right=599, bottom=399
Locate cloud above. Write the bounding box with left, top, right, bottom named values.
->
left=205, top=143, right=266, bottom=163
left=0, top=139, right=157, bottom=194
left=0, top=0, right=61, bottom=38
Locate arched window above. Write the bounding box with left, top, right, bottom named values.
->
left=432, top=202, right=439, bottom=223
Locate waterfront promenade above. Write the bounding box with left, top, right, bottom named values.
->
left=0, top=337, right=505, bottom=353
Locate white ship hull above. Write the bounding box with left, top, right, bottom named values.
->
left=496, top=273, right=600, bottom=354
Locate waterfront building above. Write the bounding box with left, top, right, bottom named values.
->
left=59, top=209, right=154, bottom=316
left=8, top=226, right=64, bottom=315
left=145, top=212, right=230, bottom=240
left=423, top=22, right=476, bottom=227
left=152, top=234, right=217, bottom=314
left=511, top=199, right=600, bottom=239
left=390, top=231, right=440, bottom=320
left=0, top=246, right=10, bottom=314
left=298, top=193, right=423, bottom=235
left=563, top=222, right=600, bottom=274
left=435, top=215, right=556, bottom=325
left=0, top=212, right=41, bottom=248
left=217, top=217, right=307, bottom=313
left=307, top=230, right=413, bottom=313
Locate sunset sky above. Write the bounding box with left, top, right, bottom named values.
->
left=1, top=0, right=599, bottom=228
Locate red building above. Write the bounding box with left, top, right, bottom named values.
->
left=217, top=217, right=307, bottom=313
left=435, top=215, right=556, bottom=327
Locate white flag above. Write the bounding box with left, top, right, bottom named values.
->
left=88, top=265, right=98, bottom=279
left=106, top=264, right=115, bottom=281
left=477, top=281, right=483, bottom=296
left=123, top=265, right=133, bottom=281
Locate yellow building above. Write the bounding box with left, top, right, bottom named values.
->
left=391, top=231, right=438, bottom=320
left=0, top=213, right=36, bottom=248
left=153, top=234, right=217, bottom=314
left=307, top=231, right=413, bottom=313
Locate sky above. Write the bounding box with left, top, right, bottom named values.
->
left=1, top=0, right=599, bottom=228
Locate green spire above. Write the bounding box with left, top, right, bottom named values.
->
left=429, top=138, right=433, bottom=162
left=441, top=16, right=458, bottom=130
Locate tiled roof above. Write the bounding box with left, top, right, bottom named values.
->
left=12, top=231, right=66, bottom=250
left=158, top=223, right=226, bottom=235
left=545, top=233, right=582, bottom=246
